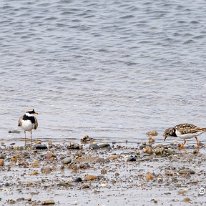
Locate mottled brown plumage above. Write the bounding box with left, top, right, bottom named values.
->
left=164, top=123, right=206, bottom=148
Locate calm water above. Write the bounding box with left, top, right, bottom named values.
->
left=1, top=0, right=206, bottom=142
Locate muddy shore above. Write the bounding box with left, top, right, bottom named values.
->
left=0, top=136, right=206, bottom=206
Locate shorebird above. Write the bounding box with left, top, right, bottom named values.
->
left=18, top=109, right=38, bottom=146
left=163, top=123, right=206, bottom=148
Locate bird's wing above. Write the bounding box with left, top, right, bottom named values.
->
left=33, top=117, right=38, bottom=129
left=18, top=116, right=23, bottom=127
left=176, top=123, right=198, bottom=134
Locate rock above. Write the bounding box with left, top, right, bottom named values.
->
left=45, top=151, right=56, bottom=160
left=34, top=144, right=48, bottom=150
left=143, top=146, right=153, bottom=155
left=148, top=137, right=155, bottom=144
left=74, top=177, right=82, bottom=183
left=84, top=174, right=98, bottom=181
left=183, top=197, right=191, bottom=203
left=41, top=166, right=53, bottom=174
left=62, top=157, right=72, bottom=164
left=108, top=154, right=120, bottom=160
left=178, top=168, right=195, bottom=175
left=89, top=143, right=100, bottom=150
left=151, top=198, right=158, bottom=204
left=0, top=159, right=4, bottom=166
left=98, top=143, right=111, bottom=149
left=57, top=181, right=73, bottom=187
left=41, top=200, right=55, bottom=205
left=127, top=155, right=136, bottom=161
left=8, top=130, right=21, bottom=134
left=145, top=172, right=154, bottom=181
left=30, top=170, right=39, bottom=175
left=79, top=163, right=90, bottom=169
left=178, top=188, right=188, bottom=195
left=154, top=147, right=164, bottom=155
left=67, top=143, right=81, bottom=150
left=81, top=184, right=90, bottom=189
left=146, top=130, right=158, bottom=136
left=80, top=135, right=94, bottom=144
left=32, top=160, right=39, bottom=168
left=101, top=168, right=107, bottom=175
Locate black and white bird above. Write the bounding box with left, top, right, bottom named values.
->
left=164, top=123, right=206, bottom=148
left=18, top=109, right=38, bottom=146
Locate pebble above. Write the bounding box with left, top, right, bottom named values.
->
left=74, top=177, right=82, bottom=183
left=127, top=155, right=137, bottom=161
left=178, top=168, right=195, bottom=175
left=34, top=144, right=48, bottom=150
left=62, top=157, right=72, bottom=164
left=98, top=143, right=111, bottom=149
left=84, top=174, right=98, bottom=181
left=41, top=200, right=55, bottom=205
left=89, top=143, right=100, bottom=150
left=81, top=135, right=94, bottom=144
left=8, top=130, right=21, bottom=134
left=67, top=143, right=81, bottom=150
left=146, top=130, right=158, bottom=136
left=0, top=159, right=4, bottom=166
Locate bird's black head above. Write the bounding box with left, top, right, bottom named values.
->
left=163, top=127, right=176, bottom=141
left=26, top=109, right=38, bottom=115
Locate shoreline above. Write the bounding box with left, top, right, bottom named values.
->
left=0, top=138, right=206, bottom=205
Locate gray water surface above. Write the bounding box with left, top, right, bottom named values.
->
left=1, top=0, right=206, bottom=141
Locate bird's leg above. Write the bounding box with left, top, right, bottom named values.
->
left=178, top=139, right=187, bottom=150
left=195, top=137, right=200, bottom=148
left=30, top=131, right=33, bottom=146
left=24, top=131, right=26, bottom=147
left=183, top=139, right=187, bottom=146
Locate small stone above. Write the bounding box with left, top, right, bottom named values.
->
left=178, top=188, right=188, bottom=195
left=108, top=154, right=120, bottom=160
left=0, top=159, right=4, bottom=166
left=183, top=197, right=191, bottom=203
left=143, top=146, right=153, bottom=155
left=67, top=143, right=81, bottom=150
left=89, top=144, right=100, bottom=150
left=81, top=135, right=94, bottom=144
left=45, top=151, right=56, bottom=160
left=35, top=144, right=48, bottom=150
left=98, top=143, right=111, bottom=149
left=74, top=177, right=82, bottom=183
left=41, top=200, right=55, bottom=205
left=30, top=170, right=39, bottom=175
left=101, top=168, right=107, bottom=175
left=84, top=174, right=98, bottom=181
left=151, top=199, right=158, bottom=204
left=81, top=184, right=90, bottom=189
left=8, top=130, right=21, bottom=134
left=146, top=130, right=158, bottom=136
left=145, top=172, right=154, bottom=181
left=154, top=147, right=164, bottom=155
left=62, top=157, right=72, bottom=164
left=178, top=168, right=195, bottom=175
left=127, top=155, right=136, bottom=161
left=32, top=160, right=39, bottom=168
left=41, top=166, right=53, bottom=174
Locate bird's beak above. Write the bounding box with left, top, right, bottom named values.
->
left=35, top=112, right=38, bottom=115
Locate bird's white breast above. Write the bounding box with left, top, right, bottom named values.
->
left=175, top=130, right=203, bottom=139
left=21, top=120, right=34, bottom=131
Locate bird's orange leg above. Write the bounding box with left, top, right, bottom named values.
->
left=195, top=137, right=200, bottom=148
left=178, top=139, right=187, bottom=149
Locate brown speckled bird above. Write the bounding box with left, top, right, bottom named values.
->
left=163, top=123, right=206, bottom=148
